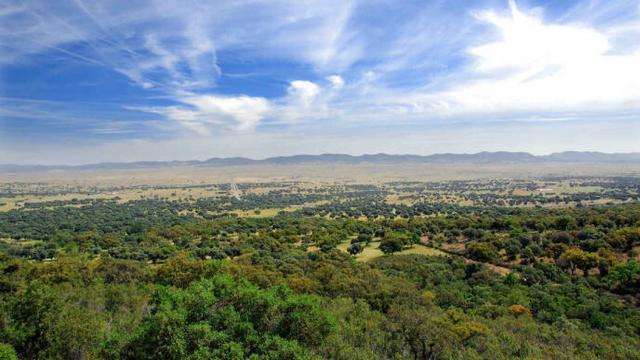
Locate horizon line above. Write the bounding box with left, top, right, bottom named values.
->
left=3, top=150, right=640, bottom=168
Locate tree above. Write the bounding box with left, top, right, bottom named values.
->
left=555, top=216, right=576, bottom=231
left=155, top=252, right=222, bottom=288
left=558, top=248, right=599, bottom=276
left=129, top=276, right=335, bottom=359
left=379, top=238, right=403, bottom=254
left=546, top=243, right=569, bottom=260
left=596, top=248, right=617, bottom=276
left=576, top=252, right=599, bottom=277
left=605, top=261, right=640, bottom=294
left=348, top=243, right=364, bottom=256
left=466, top=242, right=498, bottom=262
left=388, top=303, right=439, bottom=360
left=379, top=232, right=414, bottom=255
left=355, top=233, right=373, bottom=244
left=606, top=227, right=640, bottom=251
left=557, top=248, right=580, bottom=275
left=504, top=239, right=522, bottom=261
left=0, top=343, right=18, bottom=360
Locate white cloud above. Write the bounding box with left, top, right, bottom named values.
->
left=0, top=0, right=359, bottom=88
left=143, top=94, right=271, bottom=134
left=405, top=1, right=640, bottom=116
left=151, top=77, right=346, bottom=132
left=274, top=78, right=353, bottom=124
left=268, top=80, right=322, bottom=124
left=287, top=80, right=320, bottom=107
left=470, top=2, right=608, bottom=73
left=327, top=75, right=344, bottom=89
left=262, top=0, right=360, bottom=72
left=2, top=0, right=640, bottom=163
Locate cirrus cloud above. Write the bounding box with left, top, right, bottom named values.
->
left=2, top=0, right=640, bottom=164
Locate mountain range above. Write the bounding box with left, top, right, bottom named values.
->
left=2, top=151, right=640, bottom=173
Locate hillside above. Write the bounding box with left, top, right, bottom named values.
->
left=3, top=151, right=640, bottom=173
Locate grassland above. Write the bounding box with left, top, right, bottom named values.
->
left=1, top=163, right=640, bottom=214
left=335, top=239, right=448, bottom=262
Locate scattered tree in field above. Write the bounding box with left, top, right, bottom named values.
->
left=348, top=242, right=364, bottom=255
left=379, top=238, right=403, bottom=254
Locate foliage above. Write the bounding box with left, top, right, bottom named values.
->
left=1, top=187, right=640, bottom=359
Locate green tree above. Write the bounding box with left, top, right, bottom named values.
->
left=466, top=242, right=498, bottom=262
left=379, top=238, right=403, bottom=254
left=605, top=260, right=640, bottom=294
left=348, top=243, right=364, bottom=256
left=0, top=344, right=18, bottom=360
left=558, top=248, right=599, bottom=276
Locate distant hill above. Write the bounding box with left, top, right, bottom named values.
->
left=2, top=151, right=640, bottom=173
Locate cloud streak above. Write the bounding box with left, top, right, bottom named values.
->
left=1, top=0, right=640, bottom=163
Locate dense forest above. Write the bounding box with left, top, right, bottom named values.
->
left=1, top=184, right=640, bottom=359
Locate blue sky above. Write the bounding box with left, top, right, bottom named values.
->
left=1, top=0, right=639, bottom=164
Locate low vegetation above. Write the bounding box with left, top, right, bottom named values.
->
left=0, top=177, right=639, bottom=358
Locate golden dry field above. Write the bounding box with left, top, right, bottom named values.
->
left=2, top=163, right=640, bottom=212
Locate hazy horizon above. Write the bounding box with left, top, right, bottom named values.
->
left=3, top=150, right=640, bottom=168
left=1, top=0, right=639, bottom=164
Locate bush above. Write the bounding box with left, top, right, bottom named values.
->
left=509, top=304, right=531, bottom=317
left=348, top=243, right=364, bottom=255
left=379, top=238, right=404, bottom=254
left=0, top=344, right=18, bottom=360
left=466, top=242, right=498, bottom=262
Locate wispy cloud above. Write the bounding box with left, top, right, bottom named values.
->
left=0, top=0, right=359, bottom=89
left=1, top=0, right=639, bottom=163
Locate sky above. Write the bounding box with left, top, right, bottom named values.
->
left=1, top=0, right=639, bottom=165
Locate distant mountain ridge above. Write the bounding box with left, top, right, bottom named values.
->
left=2, top=151, right=640, bottom=173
